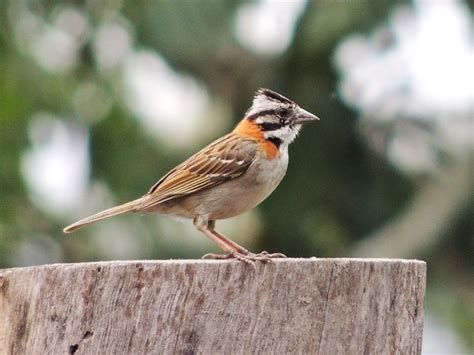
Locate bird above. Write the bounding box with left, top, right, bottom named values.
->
left=64, top=88, right=319, bottom=262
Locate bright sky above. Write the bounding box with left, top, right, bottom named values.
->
left=234, top=0, right=307, bottom=56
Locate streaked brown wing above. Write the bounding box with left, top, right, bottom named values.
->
left=137, top=133, right=257, bottom=210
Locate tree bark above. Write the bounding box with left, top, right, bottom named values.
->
left=0, top=258, right=426, bottom=354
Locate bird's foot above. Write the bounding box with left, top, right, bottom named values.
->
left=256, top=250, right=287, bottom=259
left=202, top=251, right=255, bottom=264
left=202, top=250, right=287, bottom=264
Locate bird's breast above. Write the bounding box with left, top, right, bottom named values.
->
left=204, top=151, right=289, bottom=219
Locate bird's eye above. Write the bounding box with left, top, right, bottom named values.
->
left=276, top=108, right=288, bottom=118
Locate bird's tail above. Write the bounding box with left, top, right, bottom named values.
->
left=63, top=198, right=142, bottom=233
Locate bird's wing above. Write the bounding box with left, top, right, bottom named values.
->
left=137, top=133, right=257, bottom=210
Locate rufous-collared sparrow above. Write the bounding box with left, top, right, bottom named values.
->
left=64, top=89, right=319, bottom=262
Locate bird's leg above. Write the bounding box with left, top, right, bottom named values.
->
left=202, top=222, right=260, bottom=263
left=209, top=222, right=287, bottom=259
left=207, top=221, right=250, bottom=255
left=193, top=218, right=252, bottom=262
left=195, top=224, right=236, bottom=255
left=195, top=220, right=252, bottom=264
left=197, top=220, right=286, bottom=262
left=194, top=217, right=242, bottom=257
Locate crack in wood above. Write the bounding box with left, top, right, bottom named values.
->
left=317, top=262, right=336, bottom=355
left=68, top=344, right=78, bottom=354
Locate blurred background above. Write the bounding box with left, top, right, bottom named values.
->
left=0, top=0, right=472, bottom=352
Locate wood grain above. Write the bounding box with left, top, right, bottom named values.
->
left=0, top=258, right=426, bottom=354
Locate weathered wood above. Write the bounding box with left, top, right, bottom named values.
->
left=0, top=258, right=426, bottom=354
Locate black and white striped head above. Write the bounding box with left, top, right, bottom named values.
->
left=246, top=88, right=319, bottom=148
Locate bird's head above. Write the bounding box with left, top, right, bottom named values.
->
left=241, top=88, right=319, bottom=149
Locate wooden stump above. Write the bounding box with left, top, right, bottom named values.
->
left=0, top=258, right=426, bottom=354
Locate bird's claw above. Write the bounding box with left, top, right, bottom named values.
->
left=202, top=250, right=287, bottom=264
left=257, top=250, right=287, bottom=258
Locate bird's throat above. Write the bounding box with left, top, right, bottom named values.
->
left=233, top=119, right=280, bottom=160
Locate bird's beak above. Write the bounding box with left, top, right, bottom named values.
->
left=294, top=107, right=320, bottom=124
